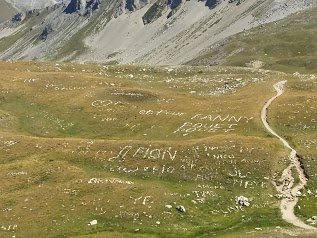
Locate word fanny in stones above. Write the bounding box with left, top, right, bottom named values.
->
left=191, top=114, right=254, bottom=123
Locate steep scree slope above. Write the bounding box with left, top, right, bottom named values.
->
left=0, top=0, right=316, bottom=65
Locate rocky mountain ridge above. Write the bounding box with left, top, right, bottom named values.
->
left=4, top=0, right=65, bottom=11
left=64, top=0, right=101, bottom=15
left=0, top=0, right=316, bottom=65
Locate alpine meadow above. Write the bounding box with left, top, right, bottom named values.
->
left=0, top=0, right=317, bottom=237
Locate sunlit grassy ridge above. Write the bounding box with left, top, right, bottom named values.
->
left=188, top=6, right=317, bottom=74
left=0, top=61, right=316, bottom=237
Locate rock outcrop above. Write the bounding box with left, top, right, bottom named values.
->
left=64, top=0, right=86, bottom=13
left=11, top=13, right=24, bottom=23
left=85, top=0, right=101, bottom=16
left=168, top=0, right=182, bottom=9
left=114, top=0, right=149, bottom=17
left=142, top=0, right=166, bottom=24
left=64, top=0, right=101, bottom=15
left=11, top=9, right=40, bottom=24
left=1, top=0, right=316, bottom=65
left=127, top=0, right=149, bottom=11
left=166, top=0, right=182, bottom=18
left=40, top=24, right=53, bottom=41
left=205, top=0, right=220, bottom=9
left=229, top=0, right=241, bottom=6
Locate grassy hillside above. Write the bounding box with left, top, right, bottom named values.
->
left=0, top=61, right=316, bottom=237
left=188, top=6, right=317, bottom=74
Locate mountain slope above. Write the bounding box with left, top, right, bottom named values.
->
left=4, top=0, right=65, bottom=11
left=0, top=0, right=18, bottom=23
left=187, top=4, right=317, bottom=73
left=0, top=0, right=316, bottom=65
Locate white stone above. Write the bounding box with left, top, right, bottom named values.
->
left=176, top=205, right=186, bottom=213
left=295, top=191, right=302, bottom=197
left=235, top=196, right=250, bottom=207
left=89, top=220, right=97, bottom=226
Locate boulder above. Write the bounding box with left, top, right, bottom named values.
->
left=235, top=196, right=250, bottom=207
left=88, top=219, right=97, bottom=226
left=39, top=25, right=53, bottom=41
left=176, top=205, right=186, bottom=212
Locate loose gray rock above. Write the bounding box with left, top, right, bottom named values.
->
left=40, top=24, right=53, bottom=41
left=12, top=13, right=24, bottom=22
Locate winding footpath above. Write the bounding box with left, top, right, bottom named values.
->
left=261, top=81, right=317, bottom=230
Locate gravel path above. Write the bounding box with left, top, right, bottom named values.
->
left=261, top=81, right=317, bottom=230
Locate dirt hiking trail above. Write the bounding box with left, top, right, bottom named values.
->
left=261, top=81, right=317, bottom=230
